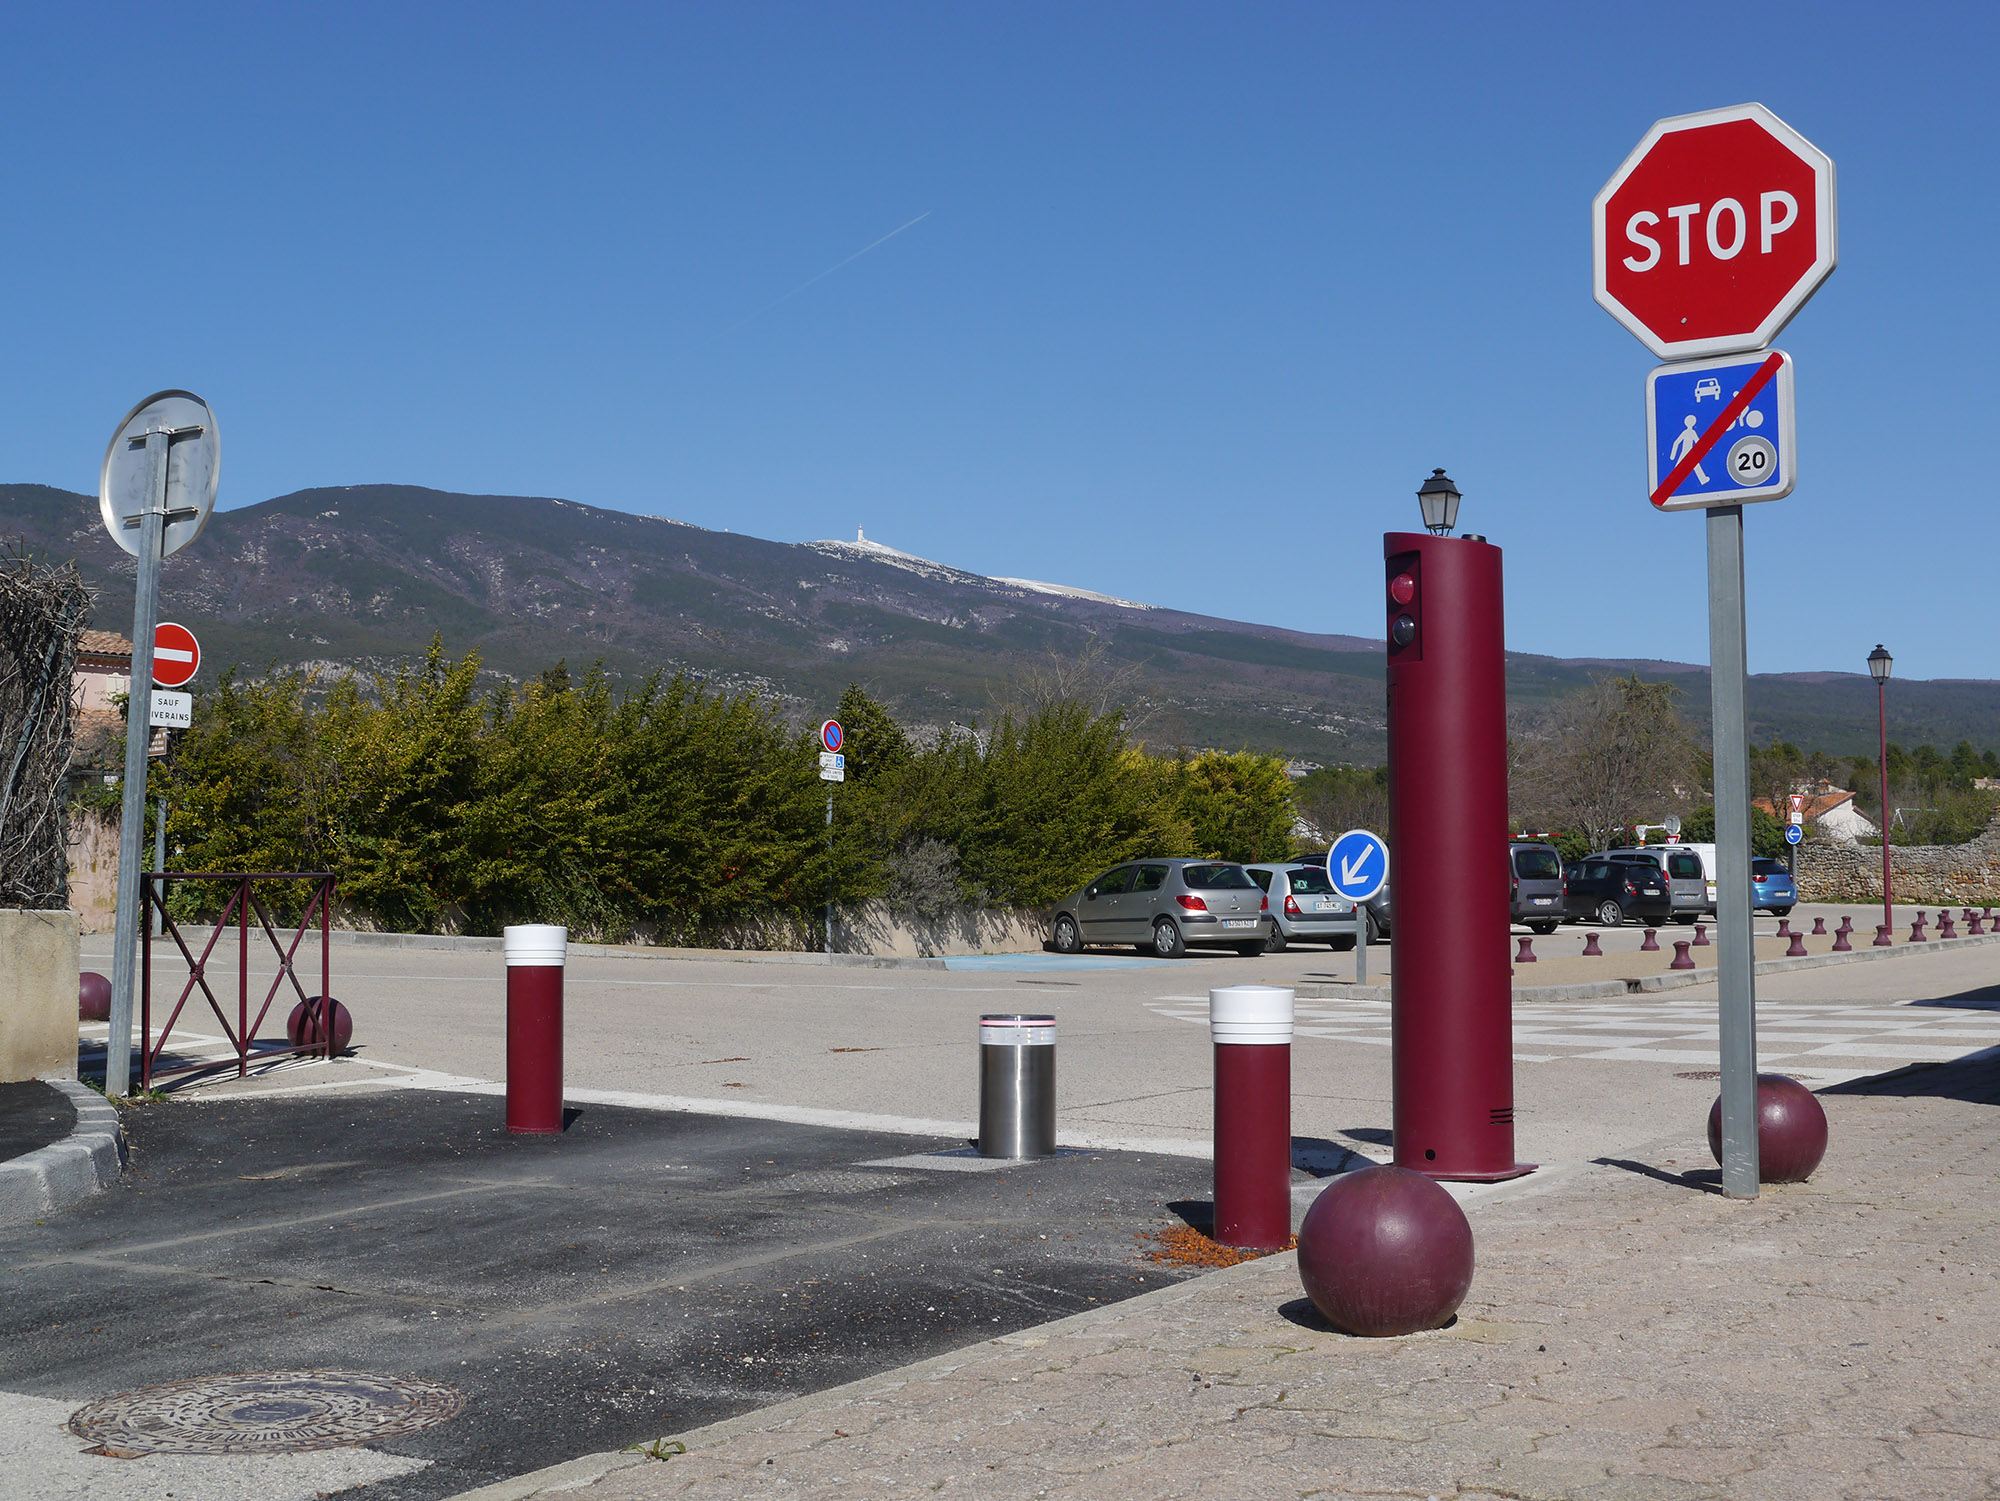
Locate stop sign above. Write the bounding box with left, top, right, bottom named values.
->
left=152, top=621, right=201, bottom=688
left=1594, top=103, right=1836, bottom=360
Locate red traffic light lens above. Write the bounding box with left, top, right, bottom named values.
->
left=1389, top=573, right=1415, bottom=606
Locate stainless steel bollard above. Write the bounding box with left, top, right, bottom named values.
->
left=978, top=1014, right=1056, bottom=1158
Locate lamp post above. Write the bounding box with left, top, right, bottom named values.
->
left=1416, top=468, right=1462, bottom=536
left=1868, top=644, right=1893, bottom=943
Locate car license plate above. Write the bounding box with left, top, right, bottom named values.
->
left=1532, top=897, right=1553, bottom=906
left=1223, top=919, right=1256, bottom=929
left=1314, top=899, right=1341, bottom=912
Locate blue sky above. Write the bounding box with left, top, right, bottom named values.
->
left=2, top=4, right=1994, bottom=678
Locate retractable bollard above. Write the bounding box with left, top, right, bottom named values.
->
left=978, top=1015, right=1056, bottom=1158
left=505, top=924, right=567, bottom=1134
left=1210, top=985, right=1294, bottom=1249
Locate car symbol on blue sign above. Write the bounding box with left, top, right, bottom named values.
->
left=1325, top=828, right=1389, bottom=903
left=1645, top=349, right=1796, bottom=510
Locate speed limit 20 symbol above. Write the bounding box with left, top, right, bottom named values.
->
left=1726, top=436, right=1776, bottom=485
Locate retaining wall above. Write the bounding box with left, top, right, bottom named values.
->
left=1799, top=817, right=2000, bottom=905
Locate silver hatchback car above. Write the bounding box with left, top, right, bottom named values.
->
left=1050, top=858, right=1270, bottom=958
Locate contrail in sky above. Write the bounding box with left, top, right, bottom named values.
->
left=735, top=210, right=933, bottom=327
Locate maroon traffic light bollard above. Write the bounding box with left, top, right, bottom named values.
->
left=1706, top=1074, right=1827, bottom=1182
left=1693, top=924, right=1710, bottom=947
left=505, top=924, right=567, bottom=1134
left=1671, top=940, right=1695, bottom=970
left=1209, top=985, right=1293, bottom=1249
left=1581, top=932, right=1603, bottom=957
left=1384, top=530, right=1529, bottom=1182
left=1296, top=1165, right=1473, bottom=1336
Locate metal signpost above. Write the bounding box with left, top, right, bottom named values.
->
left=100, top=393, right=219, bottom=1097
left=819, top=720, right=844, bottom=952
left=1325, top=828, right=1388, bottom=985
left=1594, top=104, right=1836, bottom=1200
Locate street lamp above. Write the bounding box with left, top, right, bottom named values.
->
left=1868, top=644, right=1893, bottom=944
left=1416, top=469, right=1461, bottom=536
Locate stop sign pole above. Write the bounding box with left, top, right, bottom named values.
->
left=1593, top=104, right=1836, bottom=1201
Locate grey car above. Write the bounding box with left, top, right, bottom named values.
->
left=1597, top=846, right=1707, bottom=922
left=1509, top=841, right=1566, bottom=934
left=1243, top=863, right=1374, bottom=951
left=1050, top=858, right=1270, bottom=958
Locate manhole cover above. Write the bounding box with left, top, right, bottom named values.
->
left=772, top=1169, right=912, bottom=1195
left=69, top=1370, right=463, bottom=1456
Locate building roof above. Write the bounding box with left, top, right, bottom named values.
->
left=78, top=630, right=132, bottom=661
left=1752, top=787, right=1857, bottom=821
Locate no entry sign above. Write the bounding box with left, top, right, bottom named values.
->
left=152, top=622, right=201, bottom=688
left=1594, top=103, right=1837, bottom=360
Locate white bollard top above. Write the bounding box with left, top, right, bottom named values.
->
left=1209, top=985, right=1294, bottom=1045
left=980, top=1013, right=1056, bottom=1046
left=503, top=924, right=568, bottom=967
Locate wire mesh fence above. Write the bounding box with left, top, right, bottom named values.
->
left=0, top=545, right=90, bottom=909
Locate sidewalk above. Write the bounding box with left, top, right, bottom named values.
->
left=477, top=1052, right=2000, bottom=1500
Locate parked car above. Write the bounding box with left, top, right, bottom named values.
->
left=1597, top=846, right=1708, bottom=922
left=1563, top=856, right=1673, bottom=926
left=1751, top=858, right=1797, bottom=915
left=1244, top=863, right=1374, bottom=951
left=1283, top=854, right=1393, bottom=946
left=1050, top=858, right=1270, bottom=958
left=1509, top=841, right=1566, bottom=933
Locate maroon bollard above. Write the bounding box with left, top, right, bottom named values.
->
left=1836, top=915, right=1852, bottom=934
left=1941, top=913, right=1958, bottom=939
left=1832, top=924, right=1852, bottom=952
left=505, top=924, right=568, bottom=1134
left=1774, top=917, right=1793, bottom=938
left=1581, top=932, right=1603, bottom=957
left=1972, top=913, right=1987, bottom=935
left=1296, top=1165, right=1473, bottom=1337
left=1514, top=936, right=1536, bottom=963
left=1874, top=923, right=1893, bottom=947
left=1670, top=940, right=1696, bottom=970
left=79, top=971, right=112, bottom=1022
left=1692, top=924, right=1710, bottom=947
left=1810, top=917, right=1827, bottom=935
left=287, top=996, right=353, bottom=1054
left=1909, top=916, right=1926, bottom=943
left=1707, top=1074, right=1828, bottom=1183
left=1785, top=931, right=1808, bottom=957
left=1640, top=928, right=1659, bottom=952
left=1210, top=985, right=1293, bottom=1249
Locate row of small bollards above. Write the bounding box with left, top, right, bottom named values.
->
left=1510, top=906, right=2000, bottom=970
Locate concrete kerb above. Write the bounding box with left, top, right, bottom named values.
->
left=442, top=1248, right=1293, bottom=1501
left=274, top=930, right=979, bottom=969
left=0, top=1080, right=127, bottom=1225
left=1297, top=928, right=2000, bottom=1003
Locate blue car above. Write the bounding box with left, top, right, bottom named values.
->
left=1751, top=857, right=1796, bottom=916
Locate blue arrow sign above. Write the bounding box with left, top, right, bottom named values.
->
left=1325, top=828, right=1389, bottom=903
left=1783, top=823, right=1802, bottom=846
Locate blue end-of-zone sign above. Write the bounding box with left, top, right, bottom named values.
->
left=1326, top=828, right=1389, bottom=903
left=1646, top=349, right=1796, bottom=510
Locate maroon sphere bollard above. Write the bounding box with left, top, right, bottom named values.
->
left=286, top=996, right=353, bottom=1054
left=1670, top=940, right=1695, bottom=971
left=1581, top=932, right=1603, bottom=957
left=1210, top=986, right=1293, bottom=1249
left=1832, top=924, right=1852, bottom=952
left=1785, top=931, right=1808, bottom=957
left=1640, top=928, right=1659, bottom=951
left=1810, top=917, right=1826, bottom=936
left=78, top=971, right=112, bottom=1022
left=1706, top=1075, right=1828, bottom=1183
left=506, top=924, right=568, bottom=1134
left=1297, top=1165, right=1474, bottom=1337
left=1514, top=936, right=1536, bottom=964
left=1692, top=924, right=1710, bottom=947
left=1775, top=917, right=1792, bottom=938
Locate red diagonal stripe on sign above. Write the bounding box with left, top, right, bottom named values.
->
left=1650, top=351, right=1785, bottom=508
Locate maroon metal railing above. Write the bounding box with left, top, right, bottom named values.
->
left=140, top=872, right=335, bottom=1088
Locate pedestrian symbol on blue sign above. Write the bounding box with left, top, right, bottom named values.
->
left=1325, top=828, right=1389, bottom=903
left=1645, top=349, right=1796, bottom=511
left=1783, top=823, right=1802, bottom=846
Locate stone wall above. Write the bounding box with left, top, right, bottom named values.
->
left=0, top=909, right=80, bottom=1082
left=1798, top=815, right=2000, bottom=905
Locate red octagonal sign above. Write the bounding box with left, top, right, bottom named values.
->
left=1594, top=103, right=1836, bottom=360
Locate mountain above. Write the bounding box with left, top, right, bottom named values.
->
left=6, top=481, right=1996, bottom=763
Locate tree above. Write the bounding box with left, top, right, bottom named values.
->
left=1294, top=765, right=1388, bottom=848
left=1510, top=674, right=1702, bottom=850
left=1173, top=750, right=1296, bottom=863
